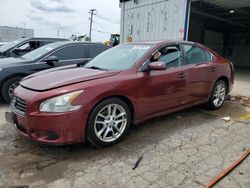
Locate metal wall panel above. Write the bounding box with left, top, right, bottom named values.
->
left=120, top=0, right=188, bottom=43
left=0, top=26, right=34, bottom=42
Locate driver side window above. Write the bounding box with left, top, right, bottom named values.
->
left=150, top=45, right=182, bottom=69
left=17, top=43, right=30, bottom=50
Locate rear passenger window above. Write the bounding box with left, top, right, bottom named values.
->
left=183, top=45, right=207, bottom=65
left=88, top=45, right=109, bottom=58
left=204, top=50, right=213, bottom=61
left=52, top=45, right=87, bottom=60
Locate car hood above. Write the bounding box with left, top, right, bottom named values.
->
left=0, top=57, right=29, bottom=67
left=21, top=67, right=120, bottom=91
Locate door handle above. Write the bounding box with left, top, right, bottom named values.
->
left=178, top=72, right=186, bottom=79
left=210, top=67, right=216, bottom=72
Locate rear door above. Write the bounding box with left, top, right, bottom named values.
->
left=49, top=45, right=89, bottom=66
left=88, top=44, right=109, bottom=59
left=182, top=44, right=217, bottom=103
left=30, top=45, right=89, bottom=73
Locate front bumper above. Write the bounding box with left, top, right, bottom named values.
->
left=10, top=86, right=88, bottom=145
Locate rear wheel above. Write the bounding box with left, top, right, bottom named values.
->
left=208, top=80, right=227, bottom=110
left=1, top=76, right=23, bottom=103
left=87, top=98, right=131, bottom=147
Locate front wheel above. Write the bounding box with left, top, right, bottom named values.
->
left=1, top=76, right=23, bottom=103
left=86, top=98, right=131, bottom=147
left=208, top=80, right=227, bottom=110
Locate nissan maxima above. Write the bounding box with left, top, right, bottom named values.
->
left=6, top=41, right=234, bottom=147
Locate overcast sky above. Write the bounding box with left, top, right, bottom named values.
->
left=0, top=0, right=121, bottom=42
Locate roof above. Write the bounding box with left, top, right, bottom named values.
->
left=21, top=37, right=68, bottom=41
left=50, top=41, right=107, bottom=46
left=123, top=40, right=195, bottom=45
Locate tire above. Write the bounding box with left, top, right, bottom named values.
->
left=207, top=80, right=227, bottom=110
left=1, top=76, right=23, bottom=103
left=86, top=98, right=131, bottom=148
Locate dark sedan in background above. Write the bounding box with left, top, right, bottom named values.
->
left=0, top=37, right=68, bottom=58
left=0, top=41, right=109, bottom=103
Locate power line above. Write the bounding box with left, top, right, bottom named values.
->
left=96, top=11, right=120, bottom=22
left=93, top=20, right=119, bottom=32
left=95, top=15, right=120, bottom=24
left=92, top=28, right=112, bottom=35
left=57, top=21, right=88, bottom=29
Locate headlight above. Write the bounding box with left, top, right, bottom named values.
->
left=40, top=90, right=83, bottom=113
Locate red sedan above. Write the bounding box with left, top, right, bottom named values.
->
left=6, top=41, right=234, bottom=147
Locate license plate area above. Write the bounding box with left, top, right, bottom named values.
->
left=5, top=112, right=17, bottom=124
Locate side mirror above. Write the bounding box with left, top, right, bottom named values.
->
left=148, top=62, right=167, bottom=71
left=44, top=56, right=59, bottom=66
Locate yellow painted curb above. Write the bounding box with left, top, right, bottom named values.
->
left=239, top=113, right=250, bottom=121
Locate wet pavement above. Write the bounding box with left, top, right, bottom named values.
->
left=0, top=100, right=249, bottom=188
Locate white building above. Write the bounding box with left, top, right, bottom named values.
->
left=120, top=0, right=250, bottom=68
left=0, top=26, right=34, bottom=42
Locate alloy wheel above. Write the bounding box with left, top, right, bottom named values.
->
left=94, top=104, right=127, bottom=142
left=213, top=82, right=226, bottom=107
left=8, top=81, right=20, bottom=98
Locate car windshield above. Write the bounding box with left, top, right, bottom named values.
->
left=85, top=44, right=151, bottom=71
left=22, top=42, right=64, bottom=60
left=0, top=38, right=27, bottom=52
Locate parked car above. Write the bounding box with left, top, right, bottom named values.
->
left=6, top=41, right=234, bottom=147
left=0, top=37, right=68, bottom=58
left=0, top=41, right=109, bottom=103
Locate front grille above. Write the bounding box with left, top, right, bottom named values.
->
left=11, top=96, right=27, bottom=116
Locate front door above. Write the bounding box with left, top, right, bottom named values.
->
left=138, top=44, right=189, bottom=118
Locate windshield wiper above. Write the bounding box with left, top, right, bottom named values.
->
left=85, top=66, right=109, bottom=71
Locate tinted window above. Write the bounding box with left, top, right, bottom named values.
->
left=88, top=45, right=109, bottom=58
left=151, top=45, right=182, bottom=68
left=18, top=43, right=30, bottom=50
left=40, top=41, right=53, bottom=46
left=52, top=45, right=87, bottom=60
left=0, top=38, right=27, bottom=52
left=17, top=41, right=40, bottom=51
left=204, top=50, right=213, bottom=61
left=183, top=45, right=207, bottom=65
left=22, top=42, right=64, bottom=60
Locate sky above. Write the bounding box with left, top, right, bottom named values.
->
left=0, top=0, right=121, bottom=42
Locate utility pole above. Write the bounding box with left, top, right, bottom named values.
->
left=57, top=29, right=60, bottom=38
left=88, top=9, right=96, bottom=41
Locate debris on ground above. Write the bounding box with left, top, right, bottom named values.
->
left=227, top=95, right=250, bottom=107
left=132, top=156, right=143, bottom=170
left=176, top=115, right=182, bottom=119
left=222, top=117, right=231, bottom=122
left=242, top=100, right=250, bottom=107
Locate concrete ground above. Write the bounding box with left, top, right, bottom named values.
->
left=231, top=68, right=250, bottom=98
left=0, top=98, right=249, bottom=188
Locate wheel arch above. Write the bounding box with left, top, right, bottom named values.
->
left=0, top=73, right=29, bottom=90
left=89, top=95, right=135, bottom=121
left=216, top=76, right=229, bottom=94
